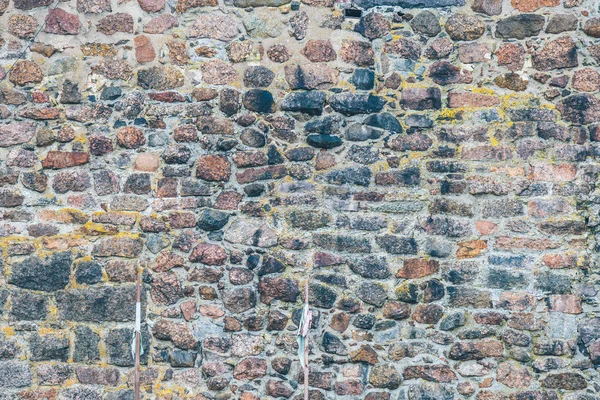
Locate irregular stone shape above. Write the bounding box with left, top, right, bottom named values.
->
left=243, top=89, right=275, bottom=114
left=14, top=0, right=52, bottom=9
left=411, top=11, right=441, bottom=36
left=9, top=252, right=71, bottom=292
left=224, top=219, right=277, bottom=247
left=0, top=122, right=36, bottom=147
left=307, top=134, right=343, bottom=149
left=496, top=14, right=545, bottom=39
left=196, top=155, right=231, bottom=182
left=10, top=290, right=48, bottom=321
left=584, top=17, right=600, bottom=38
left=281, top=91, right=326, bottom=115
left=330, top=93, right=385, bottom=115
left=355, top=0, right=463, bottom=6
left=243, top=66, right=274, bottom=88
left=107, top=326, right=150, bottom=366
left=9, top=61, right=43, bottom=86
left=144, top=14, right=179, bottom=34
left=546, top=13, right=578, bottom=34
left=176, top=0, right=216, bottom=12
left=496, top=361, right=532, bottom=388
left=97, top=13, right=133, bottom=35
left=557, top=94, right=600, bottom=125
left=289, top=11, right=309, bottom=40
left=472, top=0, right=502, bottom=15
left=428, top=61, right=472, bottom=85
left=369, top=364, right=402, bottom=389
left=44, top=8, right=80, bottom=35
left=189, top=13, right=239, bottom=41
left=541, top=372, right=587, bottom=390
left=512, top=0, right=558, bottom=11
left=78, top=0, right=111, bottom=13
left=221, top=287, right=256, bottom=313
left=340, top=40, right=375, bottom=66
left=302, top=40, right=336, bottom=62
left=92, top=236, right=144, bottom=258
left=401, top=88, right=442, bottom=110
left=444, top=14, right=485, bottom=41
left=137, top=0, right=164, bottom=12
left=357, top=12, right=391, bottom=39
left=134, top=35, right=156, bottom=63
left=285, top=64, right=340, bottom=90
left=532, top=36, right=578, bottom=71
left=572, top=68, right=600, bottom=92
left=29, top=334, right=69, bottom=361
left=138, top=66, right=184, bottom=90
left=403, top=365, right=457, bottom=383
left=57, top=285, right=142, bottom=322
left=8, top=15, right=39, bottom=38
left=42, top=151, right=89, bottom=169
left=201, top=60, right=237, bottom=85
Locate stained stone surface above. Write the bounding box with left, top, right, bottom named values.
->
left=0, top=0, right=599, bottom=398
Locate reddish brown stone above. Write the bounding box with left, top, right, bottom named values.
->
left=396, top=259, right=439, bottom=279
left=584, top=18, right=600, bottom=38
left=154, top=251, right=185, bottom=272
left=532, top=36, right=578, bottom=71
left=167, top=40, right=189, bottom=66
left=496, top=361, right=531, bottom=388
left=45, top=8, right=80, bottom=35
left=117, top=127, right=146, bottom=149
left=267, top=44, right=291, bottom=63
left=190, top=243, right=227, bottom=266
left=549, top=294, right=582, bottom=314
left=448, top=93, right=500, bottom=108
left=350, top=345, right=379, bottom=365
left=144, top=14, right=179, bottom=34
left=138, top=0, right=164, bottom=12
left=449, top=340, right=504, bottom=360
left=572, top=68, right=600, bottom=92
left=42, top=151, right=90, bottom=169
left=340, top=40, right=374, bottom=67
left=9, top=60, right=43, bottom=86
left=196, top=155, right=231, bottom=182
left=8, top=15, right=39, bottom=38
left=302, top=40, right=336, bottom=62
left=189, top=12, right=238, bottom=41
left=134, top=35, right=156, bottom=64
left=233, top=358, right=267, bottom=380
left=495, top=43, right=525, bottom=71
left=97, top=13, right=134, bottom=35
left=511, top=0, right=559, bottom=11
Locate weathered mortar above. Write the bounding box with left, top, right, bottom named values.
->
left=0, top=0, right=599, bottom=398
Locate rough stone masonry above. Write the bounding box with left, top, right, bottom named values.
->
left=0, top=0, right=600, bottom=397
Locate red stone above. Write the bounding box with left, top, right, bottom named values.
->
left=42, top=151, right=90, bottom=169
left=196, top=155, right=231, bottom=182
left=45, top=8, right=80, bottom=35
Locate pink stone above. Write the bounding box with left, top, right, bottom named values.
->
left=45, top=8, right=81, bottom=35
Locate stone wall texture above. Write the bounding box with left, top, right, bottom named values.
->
left=1, top=0, right=600, bottom=398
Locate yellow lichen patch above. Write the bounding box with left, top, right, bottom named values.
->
left=1, top=326, right=15, bottom=336
left=456, top=240, right=488, bottom=259
left=78, top=222, right=120, bottom=236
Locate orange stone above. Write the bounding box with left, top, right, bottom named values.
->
left=456, top=240, right=488, bottom=259
left=396, top=258, right=439, bottom=279
left=511, top=0, right=559, bottom=11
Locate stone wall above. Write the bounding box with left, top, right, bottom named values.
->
left=0, top=0, right=600, bottom=398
